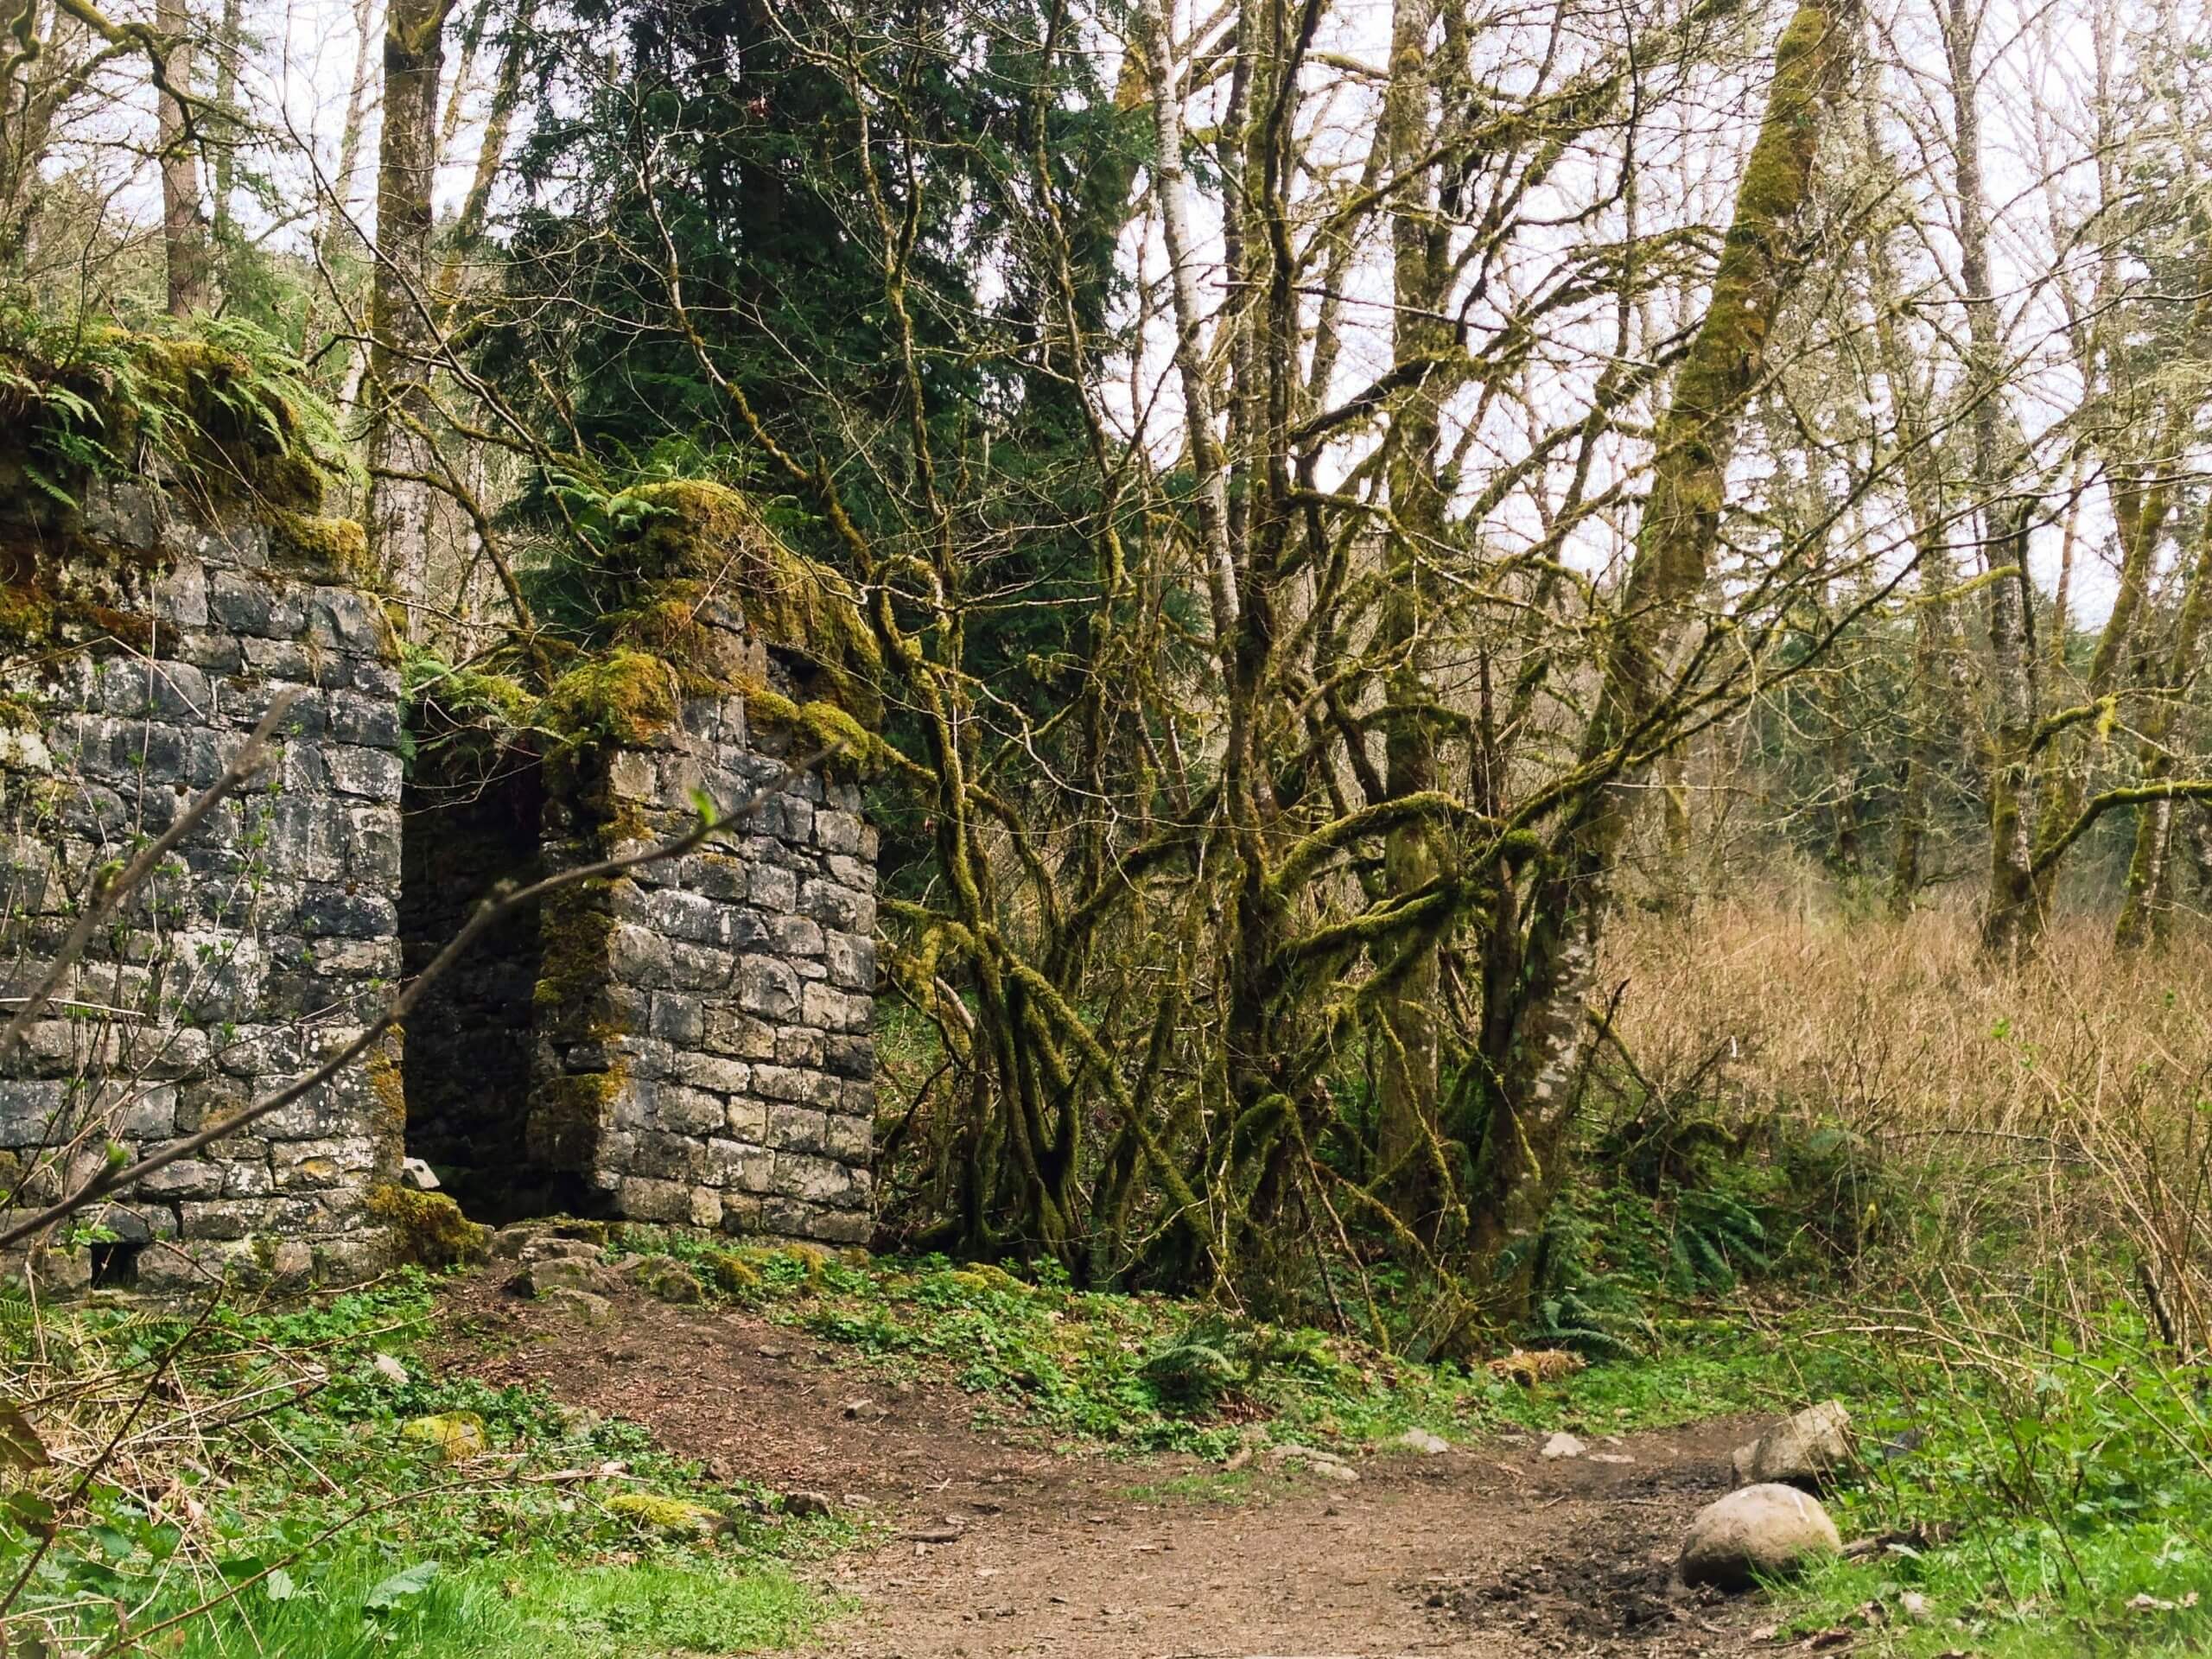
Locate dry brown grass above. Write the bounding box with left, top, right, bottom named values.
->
left=1603, top=902, right=2212, bottom=1352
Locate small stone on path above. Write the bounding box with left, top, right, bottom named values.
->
left=1541, top=1432, right=1586, bottom=1460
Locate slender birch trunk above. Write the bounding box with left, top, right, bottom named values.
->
left=365, top=0, right=451, bottom=633
left=156, top=0, right=212, bottom=316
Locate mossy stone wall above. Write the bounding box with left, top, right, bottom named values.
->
left=0, top=480, right=405, bottom=1290
left=528, top=690, right=877, bottom=1245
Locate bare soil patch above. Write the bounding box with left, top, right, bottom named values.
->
left=433, top=1273, right=1780, bottom=1658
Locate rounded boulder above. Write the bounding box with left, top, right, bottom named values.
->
left=1679, top=1482, right=1841, bottom=1592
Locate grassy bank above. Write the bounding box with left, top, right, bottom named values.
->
left=0, top=1274, right=847, bottom=1656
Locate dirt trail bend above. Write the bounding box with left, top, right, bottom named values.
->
left=439, top=1278, right=1770, bottom=1659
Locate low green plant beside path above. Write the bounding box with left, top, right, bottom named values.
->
left=0, top=1272, right=846, bottom=1656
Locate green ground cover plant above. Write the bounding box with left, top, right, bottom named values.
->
left=0, top=1272, right=845, bottom=1656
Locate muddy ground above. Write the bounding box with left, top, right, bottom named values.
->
left=436, top=1274, right=1778, bottom=1658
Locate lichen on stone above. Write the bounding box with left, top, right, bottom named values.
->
left=603, top=1491, right=733, bottom=1537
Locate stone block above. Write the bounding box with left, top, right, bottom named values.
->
left=676, top=1052, right=749, bottom=1094
left=136, top=1158, right=226, bottom=1199
left=615, top=1176, right=693, bottom=1223
left=725, top=1096, right=768, bottom=1141
left=802, top=982, right=869, bottom=1035
left=824, top=931, right=875, bottom=991
left=814, top=809, right=863, bottom=855
left=774, top=1026, right=825, bottom=1069
left=770, top=1151, right=854, bottom=1205
left=747, top=864, right=798, bottom=914
left=826, top=1034, right=874, bottom=1080
left=798, top=878, right=865, bottom=933
left=654, top=1085, right=725, bottom=1136
left=644, top=888, right=728, bottom=946
left=767, top=1103, right=829, bottom=1157
left=324, top=745, right=402, bottom=800
left=705, top=1137, right=773, bottom=1193
left=0, top=1081, right=70, bottom=1147
left=648, top=993, right=705, bottom=1046
left=736, top=957, right=801, bottom=1020
left=769, top=915, right=823, bottom=957
left=689, top=1185, right=723, bottom=1230
left=824, top=1113, right=872, bottom=1163
left=803, top=1208, right=873, bottom=1245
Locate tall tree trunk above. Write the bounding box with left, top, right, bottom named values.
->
left=2116, top=507, right=2212, bottom=947
left=156, top=0, right=212, bottom=316
left=1374, top=0, right=1446, bottom=1237
left=365, top=0, right=450, bottom=634
left=1866, top=182, right=1960, bottom=918
left=1945, top=0, right=2037, bottom=962
left=433, top=0, right=533, bottom=318
left=1, top=2, right=86, bottom=269
left=1471, top=0, right=1852, bottom=1315
left=209, top=0, right=239, bottom=245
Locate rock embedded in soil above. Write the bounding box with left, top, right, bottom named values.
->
left=606, top=1493, right=734, bottom=1537
left=1395, top=1427, right=1451, bottom=1455
left=1266, top=1444, right=1359, bottom=1482
left=402, top=1413, right=487, bottom=1461
left=538, top=1286, right=616, bottom=1324
left=1679, top=1482, right=1842, bottom=1592
left=1541, top=1432, right=1586, bottom=1460
left=1732, top=1401, right=1855, bottom=1491
left=512, top=1253, right=620, bottom=1299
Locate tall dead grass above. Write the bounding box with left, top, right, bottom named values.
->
left=1604, top=902, right=2212, bottom=1357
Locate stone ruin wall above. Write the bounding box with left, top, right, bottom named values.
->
left=532, top=681, right=879, bottom=1246
left=0, top=482, right=406, bottom=1290
left=0, top=477, right=879, bottom=1291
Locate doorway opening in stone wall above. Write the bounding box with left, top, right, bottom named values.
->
left=397, top=732, right=563, bottom=1224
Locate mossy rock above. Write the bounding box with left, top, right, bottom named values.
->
left=538, top=648, right=683, bottom=748
left=604, top=1491, right=734, bottom=1538
left=704, top=1251, right=763, bottom=1295
left=402, top=1413, right=488, bottom=1461
left=734, top=677, right=893, bottom=775
left=632, top=1256, right=706, bottom=1305
left=267, top=509, right=373, bottom=585
left=607, top=480, right=881, bottom=726
left=366, top=1184, right=491, bottom=1271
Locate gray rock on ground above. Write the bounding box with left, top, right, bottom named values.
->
left=537, top=1286, right=617, bottom=1325
left=1680, top=1481, right=1842, bottom=1592
left=1732, top=1400, right=1855, bottom=1490
left=1541, top=1432, right=1586, bottom=1460
left=1395, top=1427, right=1451, bottom=1455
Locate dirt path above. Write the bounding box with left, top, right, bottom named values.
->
left=437, top=1278, right=1772, bottom=1659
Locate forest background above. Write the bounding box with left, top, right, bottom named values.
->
left=3, top=0, right=2212, bottom=1649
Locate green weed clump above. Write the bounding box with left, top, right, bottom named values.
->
left=598, top=1226, right=1792, bottom=1452
left=0, top=1273, right=844, bottom=1656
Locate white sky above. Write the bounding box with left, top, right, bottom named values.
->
left=51, top=0, right=2206, bottom=626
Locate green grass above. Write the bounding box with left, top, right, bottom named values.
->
left=137, top=1548, right=829, bottom=1657
left=1762, top=1315, right=2212, bottom=1656
left=0, top=1273, right=849, bottom=1655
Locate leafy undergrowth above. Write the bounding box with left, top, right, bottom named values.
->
left=0, top=1273, right=847, bottom=1656
left=1766, top=1314, right=2212, bottom=1656
left=613, top=1230, right=1815, bottom=1454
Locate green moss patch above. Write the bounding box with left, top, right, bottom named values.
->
left=368, top=1185, right=493, bottom=1272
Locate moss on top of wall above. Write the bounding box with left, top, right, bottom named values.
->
left=0, top=318, right=345, bottom=526
left=591, top=480, right=882, bottom=728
